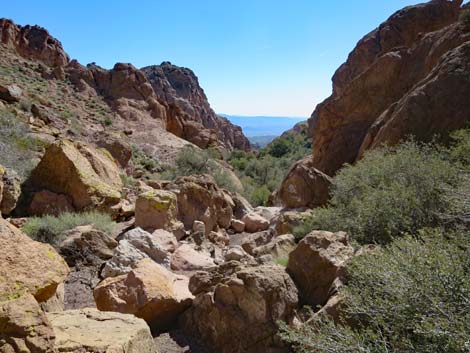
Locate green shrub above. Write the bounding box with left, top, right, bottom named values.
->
left=459, top=9, right=470, bottom=24
left=281, top=229, right=470, bottom=353
left=251, top=185, right=271, bottom=206
left=131, top=145, right=161, bottom=174
left=103, top=116, right=113, bottom=126
left=295, top=140, right=465, bottom=244
left=23, top=211, right=116, bottom=245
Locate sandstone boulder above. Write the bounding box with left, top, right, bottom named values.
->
left=48, top=308, right=156, bottom=353
left=253, top=234, right=296, bottom=259
left=287, top=231, right=354, bottom=307
left=241, top=212, right=270, bottom=233
left=170, top=244, right=215, bottom=271
left=97, top=135, right=133, bottom=169
left=0, top=218, right=69, bottom=303
left=166, top=175, right=234, bottom=235
left=134, top=189, right=184, bottom=234
left=59, top=225, right=118, bottom=266
left=231, top=219, right=245, bottom=233
left=0, top=294, right=55, bottom=353
left=102, top=228, right=171, bottom=278
left=181, top=264, right=298, bottom=353
left=151, top=229, right=179, bottom=253
left=278, top=156, right=332, bottom=209
left=231, top=192, right=253, bottom=219
left=94, top=259, right=193, bottom=328
left=29, top=190, right=74, bottom=216
left=0, top=84, right=22, bottom=103
left=29, top=140, right=122, bottom=211
left=0, top=167, right=21, bottom=216
left=223, top=246, right=254, bottom=263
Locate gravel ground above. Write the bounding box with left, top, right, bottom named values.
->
left=154, top=330, right=210, bottom=353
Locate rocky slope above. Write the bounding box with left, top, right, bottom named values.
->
left=0, top=18, right=249, bottom=166
left=277, top=0, right=470, bottom=208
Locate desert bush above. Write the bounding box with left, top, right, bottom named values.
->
left=459, top=8, right=470, bottom=24
left=0, top=111, right=44, bottom=179
left=280, top=229, right=470, bottom=353
left=295, top=140, right=466, bottom=244
left=23, top=211, right=116, bottom=245
left=131, top=145, right=161, bottom=173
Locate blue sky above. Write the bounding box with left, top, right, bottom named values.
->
left=3, top=0, right=419, bottom=117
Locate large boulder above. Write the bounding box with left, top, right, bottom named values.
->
left=0, top=294, right=55, bottom=353
left=170, top=244, right=215, bottom=271
left=278, top=156, right=332, bottom=209
left=0, top=84, right=22, bottom=103
left=29, top=140, right=123, bottom=211
left=180, top=263, right=298, bottom=353
left=102, top=228, right=171, bottom=278
left=165, top=175, right=234, bottom=235
left=287, top=231, right=354, bottom=307
left=253, top=234, right=296, bottom=259
left=59, top=225, right=118, bottom=266
left=94, top=259, right=193, bottom=329
left=134, top=189, right=183, bottom=234
left=241, top=212, right=270, bottom=233
left=0, top=167, right=21, bottom=216
left=0, top=218, right=69, bottom=303
left=29, top=190, right=74, bottom=216
left=48, top=308, right=156, bottom=353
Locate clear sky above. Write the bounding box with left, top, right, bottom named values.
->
left=2, top=0, right=420, bottom=117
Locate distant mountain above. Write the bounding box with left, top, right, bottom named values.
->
left=248, top=135, right=278, bottom=149
left=220, top=114, right=305, bottom=137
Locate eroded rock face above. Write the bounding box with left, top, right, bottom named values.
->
left=29, top=190, right=74, bottom=216
left=48, top=308, right=156, bottom=353
left=180, top=264, right=298, bottom=353
left=287, top=231, right=354, bottom=307
left=29, top=140, right=122, bottom=211
left=0, top=218, right=69, bottom=303
left=278, top=156, right=332, bottom=209
left=166, top=175, right=234, bottom=235
left=0, top=167, right=21, bottom=216
left=94, top=259, right=193, bottom=329
left=142, top=62, right=250, bottom=151
left=308, top=0, right=468, bottom=177
left=0, top=294, right=56, bottom=353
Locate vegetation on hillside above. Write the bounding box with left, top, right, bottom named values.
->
left=281, top=130, right=470, bottom=353
left=227, top=123, right=311, bottom=206
left=23, top=211, right=116, bottom=245
left=294, top=133, right=470, bottom=245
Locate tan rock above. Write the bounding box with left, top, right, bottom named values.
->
left=29, top=140, right=122, bottom=211
left=170, top=244, right=215, bottom=271
left=278, top=156, right=332, bottom=209
left=181, top=264, right=298, bottom=353
left=231, top=219, right=245, bottom=233
left=166, top=175, right=234, bottom=235
left=274, top=210, right=312, bottom=236
left=29, top=190, right=74, bottom=216
left=253, top=234, right=296, bottom=259
left=0, top=294, right=55, bottom=353
left=241, top=212, right=269, bottom=233
left=48, top=308, right=156, bottom=353
left=0, top=168, right=21, bottom=216
left=135, top=189, right=183, bottom=232
left=0, top=84, right=22, bottom=103
left=97, top=134, right=133, bottom=169
left=94, top=259, right=193, bottom=328
left=287, top=231, right=354, bottom=307
left=151, top=229, right=179, bottom=253
left=0, top=218, right=69, bottom=303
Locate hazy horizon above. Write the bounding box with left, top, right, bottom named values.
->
left=3, top=0, right=422, bottom=117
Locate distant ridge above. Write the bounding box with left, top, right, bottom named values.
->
left=220, top=114, right=305, bottom=137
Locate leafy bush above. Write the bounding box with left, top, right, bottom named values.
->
left=23, top=211, right=116, bottom=245
left=131, top=145, right=161, bottom=174
left=295, top=140, right=467, bottom=244
left=281, top=229, right=470, bottom=353
left=459, top=9, right=470, bottom=24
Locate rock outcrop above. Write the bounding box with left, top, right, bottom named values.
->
left=94, top=259, right=193, bottom=329
left=180, top=263, right=298, bottom=353
left=142, top=62, right=250, bottom=151
left=0, top=166, right=21, bottom=216
left=48, top=308, right=156, bottom=353
left=28, top=140, right=123, bottom=212
left=0, top=218, right=69, bottom=303
left=278, top=156, right=332, bottom=209
left=308, top=0, right=468, bottom=177
left=287, top=231, right=354, bottom=307
left=0, top=293, right=56, bottom=353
